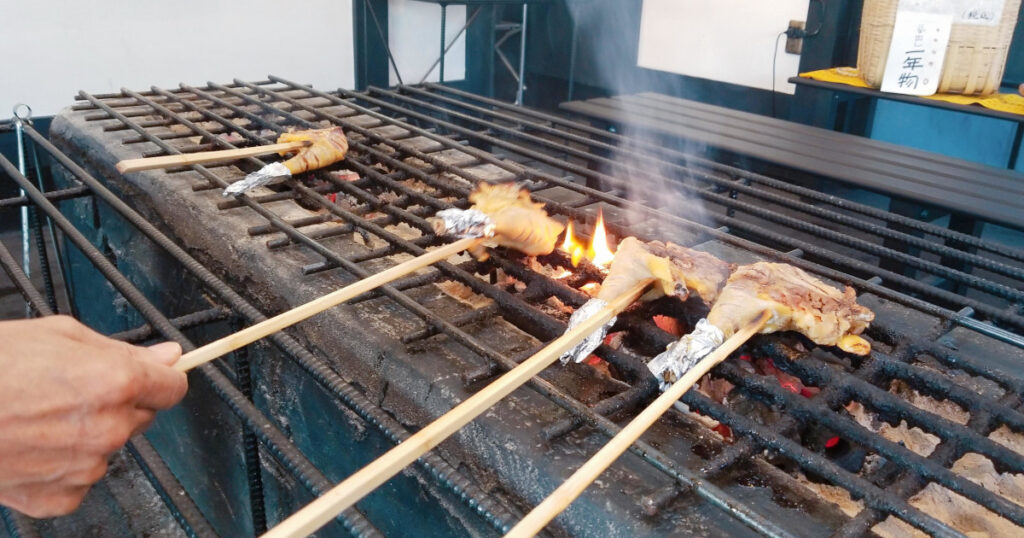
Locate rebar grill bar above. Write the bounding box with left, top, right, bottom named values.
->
left=34, top=77, right=1024, bottom=537
left=0, top=221, right=214, bottom=538
left=356, top=83, right=1024, bottom=332
left=125, top=437, right=220, bottom=538
left=0, top=149, right=383, bottom=537
left=98, top=81, right=788, bottom=536
left=123, top=79, right=797, bottom=536
left=17, top=117, right=520, bottom=536
left=0, top=186, right=90, bottom=210
left=420, top=83, right=1024, bottom=263
left=268, top=77, right=1024, bottom=348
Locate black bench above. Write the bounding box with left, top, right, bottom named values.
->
left=560, top=92, right=1024, bottom=231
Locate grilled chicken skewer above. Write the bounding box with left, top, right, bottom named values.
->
left=222, top=126, right=349, bottom=196
left=261, top=280, right=655, bottom=538
left=114, top=140, right=312, bottom=174
left=174, top=183, right=562, bottom=371
left=560, top=237, right=732, bottom=365
left=434, top=182, right=565, bottom=260
left=261, top=217, right=693, bottom=537
left=649, top=261, right=874, bottom=389
left=508, top=264, right=875, bottom=536
left=506, top=310, right=773, bottom=538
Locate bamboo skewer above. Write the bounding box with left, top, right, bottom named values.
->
left=503, top=310, right=772, bottom=537
left=115, top=140, right=310, bottom=173
left=260, top=280, right=655, bottom=538
left=173, top=237, right=481, bottom=372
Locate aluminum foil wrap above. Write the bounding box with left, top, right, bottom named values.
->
left=647, top=318, right=724, bottom=391
left=222, top=162, right=291, bottom=196
left=434, top=208, right=495, bottom=239
left=559, top=298, right=615, bottom=364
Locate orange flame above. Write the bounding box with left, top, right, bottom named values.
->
left=561, top=220, right=575, bottom=251
left=587, top=209, right=615, bottom=268
left=562, top=220, right=586, bottom=267
left=560, top=209, right=616, bottom=269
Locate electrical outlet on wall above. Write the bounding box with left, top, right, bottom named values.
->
left=786, top=20, right=806, bottom=55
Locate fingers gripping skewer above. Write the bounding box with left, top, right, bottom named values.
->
left=173, top=237, right=481, bottom=371
left=115, top=141, right=311, bottom=173
left=505, top=311, right=773, bottom=538
left=260, top=280, right=654, bottom=538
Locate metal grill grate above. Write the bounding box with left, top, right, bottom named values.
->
left=4, top=78, right=1024, bottom=537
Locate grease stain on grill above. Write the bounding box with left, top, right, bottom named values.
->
left=734, top=471, right=803, bottom=510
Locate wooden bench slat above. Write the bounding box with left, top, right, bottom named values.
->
left=628, top=92, right=1022, bottom=186
left=560, top=95, right=1024, bottom=229
left=592, top=95, right=1024, bottom=196
left=570, top=99, right=1019, bottom=202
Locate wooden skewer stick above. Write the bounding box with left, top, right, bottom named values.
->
left=115, top=140, right=310, bottom=173
left=174, top=237, right=481, bottom=372
left=261, top=280, right=655, bottom=538
left=505, top=310, right=772, bottom=538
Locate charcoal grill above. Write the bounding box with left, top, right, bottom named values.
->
left=1, top=77, right=1023, bottom=537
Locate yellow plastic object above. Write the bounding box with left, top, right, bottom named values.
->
left=800, top=68, right=1024, bottom=116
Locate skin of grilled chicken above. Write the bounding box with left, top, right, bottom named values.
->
left=465, top=183, right=564, bottom=259
left=706, top=262, right=873, bottom=355
left=277, top=127, right=349, bottom=175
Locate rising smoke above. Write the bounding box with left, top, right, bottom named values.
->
left=563, top=0, right=713, bottom=246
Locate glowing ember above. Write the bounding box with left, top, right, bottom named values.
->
left=560, top=209, right=616, bottom=269
left=580, top=282, right=600, bottom=295
left=652, top=315, right=685, bottom=337
left=552, top=269, right=573, bottom=279
left=587, top=209, right=615, bottom=268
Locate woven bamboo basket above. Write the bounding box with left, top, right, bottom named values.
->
left=858, top=0, right=1021, bottom=95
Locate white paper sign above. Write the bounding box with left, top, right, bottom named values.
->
left=880, top=11, right=953, bottom=95
left=897, top=0, right=1005, bottom=26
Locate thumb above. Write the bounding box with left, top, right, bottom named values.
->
left=145, top=341, right=183, bottom=366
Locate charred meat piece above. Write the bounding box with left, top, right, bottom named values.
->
left=643, top=240, right=734, bottom=306
left=277, top=127, right=349, bottom=175
left=706, top=262, right=874, bottom=355
left=596, top=237, right=732, bottom=305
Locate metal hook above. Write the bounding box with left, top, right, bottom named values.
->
left=12, top=103, right=32, bottom=124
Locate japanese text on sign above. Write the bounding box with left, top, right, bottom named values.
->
left=898, top=0, right=1004, bottom=26
left=881, top=11, right=952, bottom=96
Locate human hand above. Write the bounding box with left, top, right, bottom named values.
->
left=0, top=316, right=187, bottom=517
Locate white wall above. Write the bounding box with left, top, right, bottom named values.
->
left=0, top=0, right=356, bottom=117
left=388, top=0, right=466, bottom=86
left=637, top=0, right=808, bottom=94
